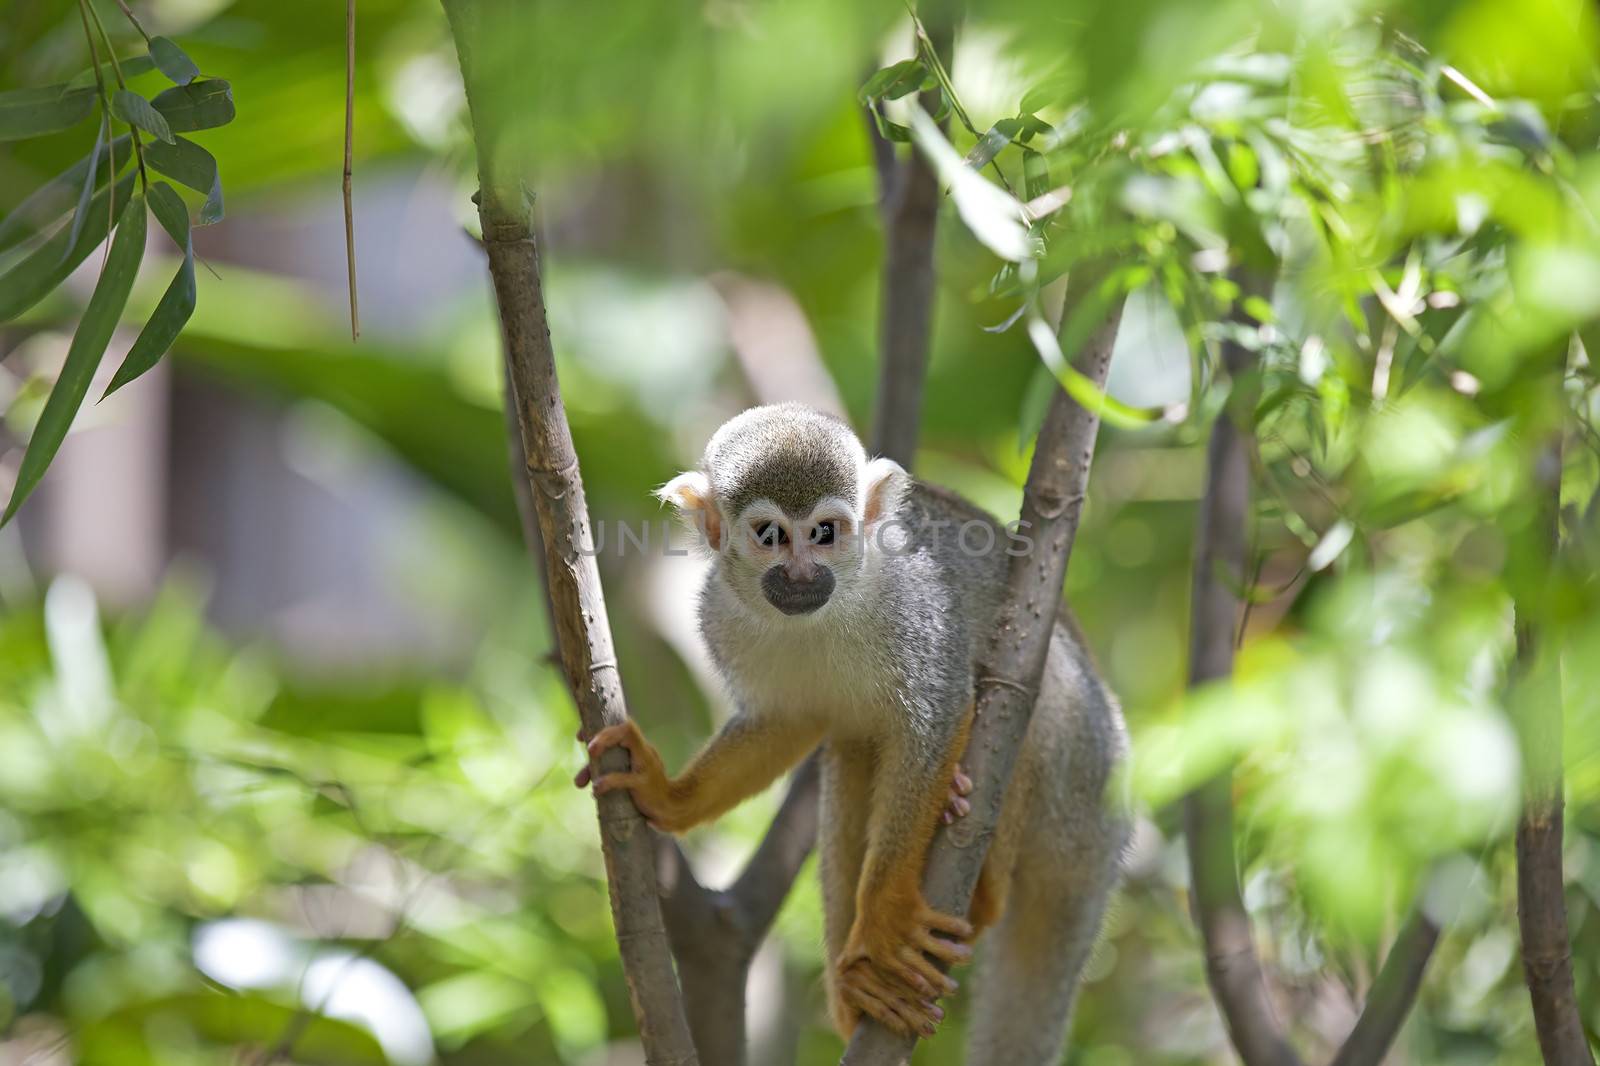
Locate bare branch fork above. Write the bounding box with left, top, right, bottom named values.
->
left=1183, top=299, right=1440, bottom=1066
left=843, top=288, right=1128, bottom=1065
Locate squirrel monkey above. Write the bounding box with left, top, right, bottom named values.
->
left=576, top=404, right=1128, bottom=1063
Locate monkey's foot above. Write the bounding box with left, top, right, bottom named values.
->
left=842, top=896, right=974, bottom=1003
left=942, top=764, right=973, bottom=824
left=837, top=958, right=945, bottom=1039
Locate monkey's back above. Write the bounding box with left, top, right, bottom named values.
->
left=891, top=479, right=1128, bottom=843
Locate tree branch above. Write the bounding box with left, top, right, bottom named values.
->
left=1513, top=426, right=1594, bottom=1066
left=867, top=15, right=952, bottom=468
left=444, top=4, right=697, bottom=1061
left=1182, top=313, right=1303, bottom=1066
left=841, top=290, right=1127, bottom=1066
left=655, top=755, right=822, bottom=1065
left=1183, top=298, right=1441, bottom=1066
left=1329, top=910, right=1441, bottom=1066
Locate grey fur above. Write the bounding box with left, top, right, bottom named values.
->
left=680, top=405, right=1129, bottom=1065
left=702, top=402, right=863, bottom=518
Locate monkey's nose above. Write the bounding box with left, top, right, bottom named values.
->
left=761, top=566, right=835, bottom=615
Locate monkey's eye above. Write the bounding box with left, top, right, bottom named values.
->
left=811, top=521, right=836, bottom=546
left=753, top=521, right=788, bottom=548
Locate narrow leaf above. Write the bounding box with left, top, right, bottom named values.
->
left=1021, top=147, right=1049, bottom=201
left=963, top=119, right=1022, bottom=171
left=0, top=135, right=130, bottom=254
left=112, top=89, right=175, bottom=144
left=105, top=183, right=195, bottom=397
left=1307, top=519, right=1354, bottom=571
left=0, top=84, right=96, bottom=140
left=0, top=172, right=138, bottom=322
left=859, top=59, right=925, bottom=104
left=151, top=79, right=234, bottom=132
left=4, top=194, right=147, bottom=525
left=908, top=107, right=1037, bottom=262
left=870, top=105, right=912, bottom=143
left=144, top=135, right=223, bottom=222
left=66, top=55, right=157, bottom=90
left=149, top=37, right=200, bottom=85
left=62, top=115, right=112, bottom=264
left=1027, top=312, right=1159, bottom=430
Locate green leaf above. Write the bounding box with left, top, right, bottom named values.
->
left=1015, top=114, right=1053, bottom=144
left=4, top=194, right=147, bottom=526
left=144, top=135, right=223, bottom=222
left=151, top=79, right=235, bottom=132
left=963, top=119, right=1023, bottom=171
left=77, top=991, right=388, bottom=1066
left=859, top=59, right=926, bottom=103
left=0, top=171, right=137, bottom=322
left=870, top=105, right=911, bottom=143
left=0, top=84, right=96, bottom=141
left=1022, top=147, right=1049, bottom=201
left=149, top=36, right=200, bottom=85
left=0, top=134, right=131, bottom=254
left=66, top=54, right=157, bottom=90
left=63, top=115, right=112, bottom=264
left=112, top=88, right=175, bottom=144
left=105, top=183, right=194, bottom=398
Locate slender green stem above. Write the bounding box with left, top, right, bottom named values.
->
left=111, top=0, right=151, bottom=42
left=905, top=4, right=1017, bottom=195
left=83, top=0, right=149, bottom=193
left=75, top=0, right=116, bottom=264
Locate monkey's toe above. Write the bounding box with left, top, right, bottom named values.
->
left=838, top=961, right=943, bottom=1038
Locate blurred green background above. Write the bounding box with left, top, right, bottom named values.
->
left=1, top=0, right=1598, bottom=1063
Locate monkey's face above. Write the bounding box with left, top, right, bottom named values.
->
left=735, top=499, right=853, bottom=616
left=656, top=404, right=911, bottom=623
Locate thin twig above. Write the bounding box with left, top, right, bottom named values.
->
left=343, top=0, right=360, bottom=341
left=82, top=0, right=148, bottom=193
left=74, top=0, right=117, bottom=272
left=111, top=0, right=151, bottom=41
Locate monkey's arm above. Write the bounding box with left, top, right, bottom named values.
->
left=835, top=707, right=976, bottom=1038
left=580, top=712, right=824, bottom=834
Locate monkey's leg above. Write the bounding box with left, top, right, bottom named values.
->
left=583, top=712, right=824, bottom=833
left=819, top=740, right=874, bottom=1039
left=963, top=822, right=1123, bottom=1066
left=837, top=711, right=976, bottom=1037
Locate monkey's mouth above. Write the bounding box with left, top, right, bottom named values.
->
left=761, top=567, right=835, bottom=616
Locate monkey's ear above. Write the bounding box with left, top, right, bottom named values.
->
left=656, top=471, right=722, bottom=547
left=862, top=457, right=909, bottom=526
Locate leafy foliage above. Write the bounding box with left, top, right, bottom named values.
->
left=3, top=0, right=1599, bottom=1063
left=0, top=10, right=235, bottom=523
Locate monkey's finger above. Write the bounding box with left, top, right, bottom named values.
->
left=839, top=984, right=913, bottom=1038
left=895, top=946, right=958, bottom=996
left=586, top=723, right=640, bottom=759
left=574, top=765, right=593, bottom=789
left=841, top=966, right=937, bottom=1037
left=592, top=771, right=645, bottom=796
left=915, top=930, right=973, bottom=968
left=953, top=768, right=973, bottom=795
left=920, top=910, right=975, bottom=942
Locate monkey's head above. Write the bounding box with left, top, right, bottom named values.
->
left=657, top=404, right=908, bottom=620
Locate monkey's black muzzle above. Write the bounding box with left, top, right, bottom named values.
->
left=761, top=566, right=835, bottom=615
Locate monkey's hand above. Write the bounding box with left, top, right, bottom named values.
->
left=942, top=764, right=972, bottom=825
left=838, top=894, right=973, bottom=1038
left=575, top=721, right=692, bottom=833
